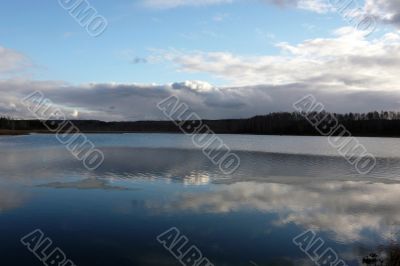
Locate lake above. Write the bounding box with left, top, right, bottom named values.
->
left=1, top=133, right=400, bottom=266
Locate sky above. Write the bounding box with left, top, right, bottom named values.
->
left=1, top=0, right=400, bottom=121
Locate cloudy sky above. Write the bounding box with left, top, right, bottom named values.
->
left=1, top=0, right=400, bottom=121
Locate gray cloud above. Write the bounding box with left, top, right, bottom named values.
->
left=2, top=78, right=400, bottom=121
left=365, top=0, right=400, bottom=27
left=131, top=57, right=148, bottom=64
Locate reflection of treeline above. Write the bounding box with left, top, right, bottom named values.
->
left=4, top=111, right=400, bottom=137
left=363, top=244, right=400, bottom=266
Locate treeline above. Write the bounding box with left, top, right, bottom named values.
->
left=3, top=111, right=400, bottom=137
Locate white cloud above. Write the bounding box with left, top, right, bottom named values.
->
left=0, top=46, right=31, bottom=76
left=141, top=0, right=400, bottom=31
left=141, top=0, right=330, bottom=12
left=172, top=80, right=214, bottom=92
left=296, top=0, right=332, bottom=13
left=142, top=0, right=233, bottom=9
left=159, top=28, right=400, bottom=90
left=263, top=0, right=332, bottom=13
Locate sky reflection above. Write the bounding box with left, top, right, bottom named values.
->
left=1, top=135, right=400, bottom=265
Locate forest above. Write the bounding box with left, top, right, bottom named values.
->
left=2, top=111, right=400, bottom=137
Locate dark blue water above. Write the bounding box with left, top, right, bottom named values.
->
left=1, top=134, right=400, bottom=266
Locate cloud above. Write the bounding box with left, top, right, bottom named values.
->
left=274, top=0, right=400, bottom=28
left=263, top=0, right=332, bottom=13
left=141, top=0, right=330, bottom=12
left=365, top=0, right=400, bottom=27
left=0, top=46, right=31, bottom=77
left=141, top=0, right=400, bottom=30
left=159, top=28, right=400, bottom=90
left=171, top=80, right=214, bottom=92
left=2, top=20, right=400, bottom=121
left=142, top=0, right=233, bottom=9
left=3, top=77, right=400, bottom=121
left=131, top=57, right=148, bottom=64
left=140, top=0, right=400, bottom=31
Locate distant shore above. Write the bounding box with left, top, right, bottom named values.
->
left=0, top=130, right=176, bottom=136
left=0, top=130, right=129, bottom=136
left=3, top=112, right=400, bottom=138
left=3, top=129, right=400, bottom=139
left=0, top=130, right=32, bottom=136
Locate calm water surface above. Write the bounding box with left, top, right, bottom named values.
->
left=1, top=134, right=400, bottom=266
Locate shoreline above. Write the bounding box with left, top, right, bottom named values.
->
left=0, top=130, right=34, bottom=136
left=2, top=129, right=400, bottom=139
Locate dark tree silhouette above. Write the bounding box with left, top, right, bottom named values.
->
left=3, top=111, right=400, bottom=137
